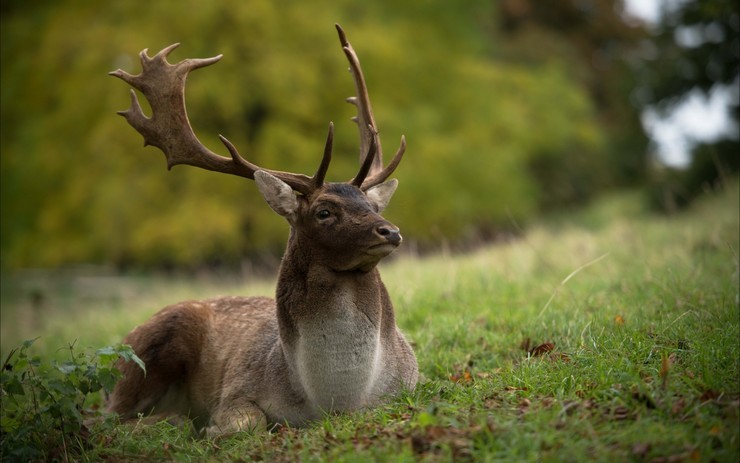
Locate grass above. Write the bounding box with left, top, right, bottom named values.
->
left=1, top=181, right=738, bottom=462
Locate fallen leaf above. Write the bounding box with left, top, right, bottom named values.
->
left=632, top=442, right=651, bottom=458
left=632, top=391, right=657, bottom=409
left=450, top=437, right=472, bottom=459
left=504, top=385, right=528, bottom=392
left=483, top=397, right=500, bottom=409
left=483, top=393, right=502, bottom=409
left=410, top=425, right=475, bottom=457
left=411, top=434, right=430, bottom=454
left=670, top=397, right=686, bottom=415
left=550, top=352, right=571, bottom=362
left=560, top=400, right=580, bottom=416
left=582, top=399, right=596, bottom=410
left=426, top=426, right=449, bottom=440
left=608, top=406, right=631, bottom=421
left=529, top=342, right=555, bottom=357
left=450, top=370, right=473, bottom=384
left=485, top=417, right=496, bottom=433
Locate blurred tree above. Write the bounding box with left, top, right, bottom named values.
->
left=633, top=0, right=739, bottom=210
left=0, top=0, right=641, bottom=269
left=635, top=0, right=739, bottom=119
left=647, top=139, right=739, bottom=212
left=496, top=0, right=652, bottom=205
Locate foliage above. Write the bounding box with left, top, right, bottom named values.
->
left=648, top=139, right=740, bottom=212
left=635, top=0, right=739, bottom=116
left=633, top=0, right=740, bottom=210
left=0, top=0, right=649, bottom=269
left=0, top=339, right=143, bottom=462
left=0, top=182, right=737, bottom=461
left=496, top=0, right=652, bottom=190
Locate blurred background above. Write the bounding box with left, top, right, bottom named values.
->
left=1, top=0, right=738, bottom=272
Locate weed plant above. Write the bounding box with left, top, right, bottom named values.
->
left=0, top=340, right=142, bottom=461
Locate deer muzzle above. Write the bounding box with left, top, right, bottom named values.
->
left=376, top=225, right=402, bottom=246
left=364, top=223, right=402, bottom=258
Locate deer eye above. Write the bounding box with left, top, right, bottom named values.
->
left=316, top=209, right=331, bottom=220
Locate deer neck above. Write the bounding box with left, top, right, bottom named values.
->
left=274, top=232, right=391, bottom=410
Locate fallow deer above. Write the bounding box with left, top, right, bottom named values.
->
left=106, top=25, right=418, bottom=436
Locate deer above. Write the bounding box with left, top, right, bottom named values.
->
left=105, top=25, right=418, bottom=436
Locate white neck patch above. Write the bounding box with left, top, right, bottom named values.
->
left=292, top=287, right=382, bottom=411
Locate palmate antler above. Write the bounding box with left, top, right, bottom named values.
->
left=108, top=44, right=327, bottom=195
left=110, top=25, right=403, bottom=194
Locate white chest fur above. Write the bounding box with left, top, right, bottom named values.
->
left=293, top=288, right=382, bottom=411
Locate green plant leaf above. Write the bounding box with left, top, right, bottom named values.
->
left=1, top=374, right=25, bottom=396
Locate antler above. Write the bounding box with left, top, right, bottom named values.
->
left=336, top=24, right=406, bottom=190
left=109, top=43, right=332, bottom=196
left=112, top=29, right=404, bottom=194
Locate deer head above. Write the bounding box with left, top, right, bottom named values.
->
left=109, top=25, right=406, bottom=271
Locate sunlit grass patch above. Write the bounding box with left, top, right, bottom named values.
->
left=1, top=181, right=738, bottom=461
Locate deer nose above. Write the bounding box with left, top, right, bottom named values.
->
left=376, top=225, right=402, bottom=245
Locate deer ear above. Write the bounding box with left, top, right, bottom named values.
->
left=254, top=170, right=300, bottom=217
left=365, top=179, right=398, bottom=212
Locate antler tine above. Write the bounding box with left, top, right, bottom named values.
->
left=312, top=122, right=334, bottom=187
left=360, top=136, right=406, bottom=190
left=336, top=24, right=406, bottom=190
left=217, top=135, right=315, bottom=194
left=350, top=130, right=378, bottom=187
left=111, top=43, right=318, bottom=195
left=336, top=24, right=383, bottom=176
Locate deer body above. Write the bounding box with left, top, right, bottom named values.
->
left=106, top=26, right=417, bottom=435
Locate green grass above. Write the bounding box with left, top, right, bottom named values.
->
left=2, top=181, right=738, bottom=462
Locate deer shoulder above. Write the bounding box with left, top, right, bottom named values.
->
left=106, top=25, right=418, bottom=436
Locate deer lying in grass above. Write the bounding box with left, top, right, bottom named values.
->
left=106, top=25, right=418, bottom=436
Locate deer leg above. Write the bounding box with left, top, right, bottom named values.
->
left=107, top=302, right=212, bottom=420
left=204, top=399, right=267, bottom=437
left=106, top=352, right=170, bottom=419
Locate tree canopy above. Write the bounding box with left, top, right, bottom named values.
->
left=1, top=1, right=653, bottom=269
left=631, top=0, right=739, bottom=209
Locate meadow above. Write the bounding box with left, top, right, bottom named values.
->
left=1, top=182, right=738, bottom=462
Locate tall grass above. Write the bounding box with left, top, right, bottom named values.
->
left=1, top=181, right=738, bottom=461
